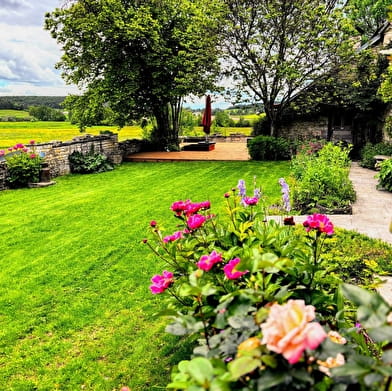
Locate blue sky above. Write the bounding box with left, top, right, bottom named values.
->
left=0, top=0, right=230, bottom=108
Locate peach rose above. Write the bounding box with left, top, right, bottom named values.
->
left=260, top=299, right=327, bottom=364
left=317, top=353, right=345, bottom=376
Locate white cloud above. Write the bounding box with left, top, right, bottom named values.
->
left=0, top=0, right=79, bottom=96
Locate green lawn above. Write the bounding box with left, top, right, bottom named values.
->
left=0, top=161, right=290, bottom=390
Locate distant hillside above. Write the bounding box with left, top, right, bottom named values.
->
left=0, top=96, right=66, bottom=110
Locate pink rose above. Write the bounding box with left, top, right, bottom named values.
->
left=223, top=257, right=248, bottom=280
left=197, top=250, right=222, bottom=272
left=260, top=299, right=327, bottom=364
left=29, top=140, right=36, bottom=145
left=0, top=150, right=4, bottom=157
left=29, top=153, right=36, bottom=159
left=303, top=213, right=334, bottom=235
left=187, top=214, right=206, bottom=230
left=149, top=270, right=174, bottom=294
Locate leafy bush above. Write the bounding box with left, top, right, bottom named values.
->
left=68, top=148, right=114, bottom=174
left=377, top=158, right=392, bottom=192
left=1, top=141, right=43, bottom=188
left=251, top=115, right=269, bottom=136
left=247, top=135, right=292, bottom=160
left=145, top=182, right=392, bottom=391
left=360, top=142, right=392, bottom=169
left=291, top=142, right=355, bottom=213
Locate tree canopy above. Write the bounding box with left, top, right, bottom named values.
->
left=221, top=0, right=356, bottom=136
left=345, top=0, right=391, bottom=40
left=45, top=0, right=223, bottom=148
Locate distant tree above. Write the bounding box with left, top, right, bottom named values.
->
left=45, top=0, right=223, bottom=149
left=28, top=105, right=66, bottom=121
left=221, top=0, right=355, bottom=137
left=213, top=110, right=235, bottom=127
left=180, top=109, right=197, bottom=134
left=0, top=96, right=65, bottom=110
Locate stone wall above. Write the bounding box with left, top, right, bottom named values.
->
left=280, top=118, right=328, bottom=141
left=0, top=134, right=126, bottom=190
left=33, top=134, right=122, bottom=178
left=0, top=162, right=7, bottom=191
left=280, top=117, right=354, bottom=144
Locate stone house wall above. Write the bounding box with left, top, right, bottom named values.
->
left=280, top=118, right=328, bottom=141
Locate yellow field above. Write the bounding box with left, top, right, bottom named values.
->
left=0, top=121, right=253, bottom=149
left=0, top=122, right=143, bottom=149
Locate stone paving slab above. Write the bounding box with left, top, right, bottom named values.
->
left=125, top=141, right=251, bottom=162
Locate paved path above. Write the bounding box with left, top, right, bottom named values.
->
left=292, top=162, right=392, bottom=244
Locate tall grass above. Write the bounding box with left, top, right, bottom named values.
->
left=0, top=161, right=291, bottom=390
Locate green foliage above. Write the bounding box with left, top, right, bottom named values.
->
left=247, top=136, right=292, bottom=161
left=222, top=0, right=355, bottom=136
left=251, top=115, right=269, bottom=136
left=360, top=142, right=392, bottom=169
left=45, top=0, right=224, bottom=148
left=385, top=116, right=392, bottom=138
left=4, top=142, right=43, bottom=188
left=146, top=182, right=392, bottom=391
left=377, top=158, right=392, bottom=191
left=28, top=105, right=66, bottom=121
left=291, top=142, right=355, bottom=213
left=0, top=96, right=65, bottom=110
left=68, top=148, right=114, bottom=174
left=214, top=110, right=235, bottom=127
left=345, top=0, right=390, bottom=41
left=379, top=66, right=392, bottom=103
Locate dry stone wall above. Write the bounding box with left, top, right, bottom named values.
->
left=33, top=134, right=122, bottom=177
left=0, top=134, right=126, bottom=190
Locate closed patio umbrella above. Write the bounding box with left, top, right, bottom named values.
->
left=201, top=95, right=212, bottom=139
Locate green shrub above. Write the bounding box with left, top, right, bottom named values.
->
left=360, top=142, right=392, bottom=169
left=68, top=148, right=114, bottom=174
left=292, top=142, right=355, bottom=213
left=251, top=115, right=269, bottom=136
left=247, top=135, right=292, bottom=160
left=376, top=158, right=392, bottom=192
left=3, top=142, right=43, bottom=188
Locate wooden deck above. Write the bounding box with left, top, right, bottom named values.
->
left=125, top=142, right=250, bottom=162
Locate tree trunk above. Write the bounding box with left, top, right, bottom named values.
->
left=153, top=102, right=180, bottom=150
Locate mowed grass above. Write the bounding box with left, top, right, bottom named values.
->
left=0, top=121, right=143, bottom=149
left=0, top=161, right=291, bottom=390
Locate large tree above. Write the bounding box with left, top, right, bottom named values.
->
left=221, top=0, right=355, bottom=137
left=45, top=0, right=223, bottom=148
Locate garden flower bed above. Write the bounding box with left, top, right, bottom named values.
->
left=145, top=179, right=392, bottom=390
